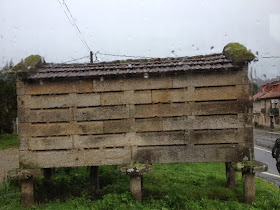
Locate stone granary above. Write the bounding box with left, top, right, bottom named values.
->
left=14, top=43, right=267, bottom=206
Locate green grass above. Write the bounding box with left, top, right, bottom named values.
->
left=0, top=134, right=18, bottom=150
left=1, top=162, right=280, bottom=209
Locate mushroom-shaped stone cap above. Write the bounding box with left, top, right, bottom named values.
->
left=119, top=162, right=152, bottom=176
left=11, top=55, right=43, bottom=72
left=232, top=161, right=268, bottom=173
left=223, top=43, right=255, bottom=65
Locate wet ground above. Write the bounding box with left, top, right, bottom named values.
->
left=0, top=147, right=19, bottom=184
left=254, top=129, right=280, bottom=186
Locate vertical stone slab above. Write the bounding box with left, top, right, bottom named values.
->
left=21, top=178, right=34, bottom=208
left=90, top=166, right=100, bottom=193
left=242, top=172, right=255, bottom=203
left=43, top=168, right=53, bottom=182
left=130, top=175, right=142, bottom=202
left=225, top=162, right=237, bottom=188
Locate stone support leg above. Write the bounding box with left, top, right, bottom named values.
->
left=242, top=172, right=255, bottom=203
left=130, top=175, right=142, bottom=202
left=90, top=166, right=100, bottom=192
left=225, top=162, right=237, bottom=188
left=43, top=168, right=53, bottom=182
left=21, top=178, right=34, bottom=208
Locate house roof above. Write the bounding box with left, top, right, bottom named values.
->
left=254, top=81, right=280, bottom=100
left=26, top=53, right=239, bottom=80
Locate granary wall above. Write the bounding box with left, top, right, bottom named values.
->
left=17, top=67, right=253, bottom=169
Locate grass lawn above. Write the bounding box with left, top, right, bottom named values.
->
left=0, top=162, right=280, bottom=209
left=0, top=134, right=18, bottom=150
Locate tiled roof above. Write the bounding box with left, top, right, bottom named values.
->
left=254, top=81, right=280, bottom=100
left=27, top=53, right=239, bottom=80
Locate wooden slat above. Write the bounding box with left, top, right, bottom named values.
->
left=135, top=118, right=163, bottom=132
left=19, top=143, right=253, bottom=168
left=103, top=119, right=133, bottom=133
left=189, top=128, right=252, bottom=145
left=101, top=91, right=152, bottom=105
left=75, top=106, right=129, bottom=121
left=152, top=89, right=189, bottom=103
left=162, top=115, right=244, bottom=131
left=193, top=86, right=237, bottom=101
left=191, top=101, right=247, bottom=116
left=73, top=131, right=187, bottom=149
left=19, top=122, right=103, bottom=137
left=29, top=136, right=73, bottom=150
left=172, top=69, right=247, bottom=88
left=87, top=77, right=173, bottom=92
left=19, top=148, right=131, bottom=168
left=134, top=144, right=253, bottom=164
left=20, top=80, right=75, bottom=95
left=19, top=109, right=72, bottom=123
left=134, top=103, right=190, bottom=118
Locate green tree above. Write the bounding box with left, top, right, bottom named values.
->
left=0, top=63, right=17, bottom=133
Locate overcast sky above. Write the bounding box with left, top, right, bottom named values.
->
left=1, top=0, right=280, bottom=78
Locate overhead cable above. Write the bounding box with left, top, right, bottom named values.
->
left=57, top=0, right=91, bottom=51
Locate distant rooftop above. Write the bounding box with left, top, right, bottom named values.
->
left=253, top=81, right=280, bottom=100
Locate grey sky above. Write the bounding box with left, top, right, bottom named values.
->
left=1, top=0, right=280, bottom=78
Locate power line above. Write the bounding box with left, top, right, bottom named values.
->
left=61, top=55, right=90, bottom=64
left=261, top=56, right=280, bottom=59
left=96, top=51, right=152, bottom=59
left=57, top=0, right=91, bottom=52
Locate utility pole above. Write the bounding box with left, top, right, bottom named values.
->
left=90, top=51, right=93, bottom=63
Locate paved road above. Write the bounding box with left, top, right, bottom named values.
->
left=254, top=129, right=280, bottom=186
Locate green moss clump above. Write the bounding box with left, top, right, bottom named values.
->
left=223, top=43, right=255, bottom=65
left=11, top=55, right=42, bottom=72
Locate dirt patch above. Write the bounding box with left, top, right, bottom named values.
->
left=0, top=148, right=19, bottom=184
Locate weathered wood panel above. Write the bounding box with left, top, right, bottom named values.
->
left=75, top=106, right=129, bottom=121
left=19, top=148, right=131, bottom=168
left=189, top=128, right=252, bottom=145
left=134, top=103, right=190, bottom=118
left=19, top=122, right=104, bottom=137
left=18, top=93, right=100, bottom=109
left=19, top=143, right=252, bottom=168
left=152, top=89, right=189, bottom=103
left=172, top=70, right=248, bottom=88
left=19, top=109, right=72, bottom=123
left=17, top=80, right=75, bottom=95
left=193, top=86, right=237, bottom=101
left=101, top=91, right=152, bottom=105
left=134, top=144, right=252, bottom=164
left=73, top=131, right=187, bottom=149
left=191, top=101, right=247, bottom=115
left=29, top=136, right=73, bottom=150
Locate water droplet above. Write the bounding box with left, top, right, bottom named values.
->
left=210, top=46, right=214, bottom=50
left=224, top=34, right=227, bottom=37
left=196, top=48, right=199, bottom=51
left=256, top=51, right=259, bottom=55
left=100, top=77, right=104, bottom=82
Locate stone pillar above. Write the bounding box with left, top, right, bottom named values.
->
left=90, top=166, right=100, bottom=192
left=225, top=162, right=237, bottom=188
left=21, top=178, right=34, bottom=208
left=130, top=175, right=142, bottom=202
left=43, top=168, right=53, bottom=182
left=242, top=172, right=255, bottom=203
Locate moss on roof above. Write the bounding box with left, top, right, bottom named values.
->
left=223, top=43, right=255, bottom=65
left=11, top=55, right=42, bottom=72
